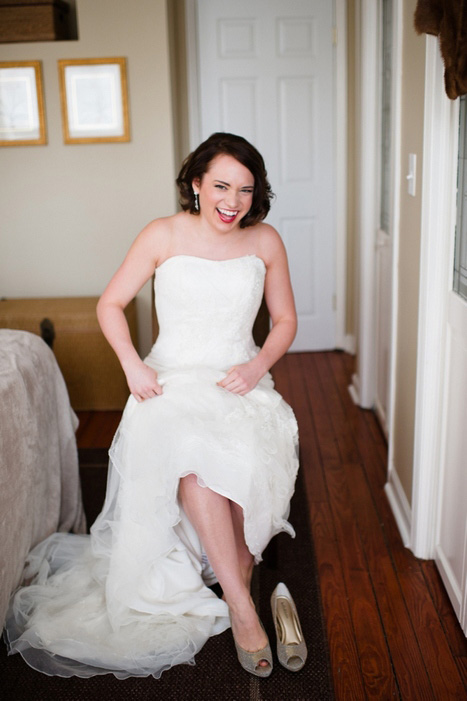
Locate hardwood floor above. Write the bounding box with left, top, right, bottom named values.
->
left=76, top=351, right=467, bottom=700
left=274, top=352, right=467, bottom=700
left=76, top=410, right=122, bottom=449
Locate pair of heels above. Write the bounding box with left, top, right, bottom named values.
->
left=231, top=582, right=307, bottom=678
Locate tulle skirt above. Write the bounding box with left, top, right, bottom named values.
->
left=5, top=364, right=299, bottom=678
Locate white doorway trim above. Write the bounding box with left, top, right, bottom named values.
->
left=383, top=0, right=406, bottom=533
left=352, top=0, right=379, bottom=408
left=410, top=36, right=459, bottom=559
left=334, top=0, right=350, bottom=352
left=184, top=0, right=348, bottom=351
left=353, top=0, right=403, bottom=428
left=386, top=0, right=403, bottom=460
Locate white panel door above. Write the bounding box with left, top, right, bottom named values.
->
left=195, top=0, right=336, bottom=351
left=434, top=96, right=467, bottom=634
left=435, top=294, right=467, bottom=634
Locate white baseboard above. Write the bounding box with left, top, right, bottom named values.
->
left=348, top=372, right=360, bottom=405
left=385, top=466, right=411, bottom=548
left=374, top=398, right=389, bottom=439
left=434, top=545, right=463, bottom=621
left=344, top=334, right=356, bottom=354
left=336, top=334, right=356, bottom=355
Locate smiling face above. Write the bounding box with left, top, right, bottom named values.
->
left=193, top=154, right=255, bottom=231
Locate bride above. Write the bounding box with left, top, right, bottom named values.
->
left=5, top=132, right=300, bottom=679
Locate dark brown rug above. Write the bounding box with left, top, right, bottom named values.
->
left=1, top=449, right=333, bottom=700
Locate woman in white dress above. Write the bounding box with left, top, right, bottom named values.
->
left=5, top=133, right=299, bottom=679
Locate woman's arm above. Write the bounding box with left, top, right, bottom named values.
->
left=96, top=220, right=166, bottom=402
left=218, top=226, right=297, bottom=395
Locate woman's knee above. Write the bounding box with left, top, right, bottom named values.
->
left=178, top=473, right=199, bottom=501
left=180, top=472, right=198, bottom=487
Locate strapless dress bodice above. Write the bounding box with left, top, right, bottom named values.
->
left=146, top=254, right=266, bottom=369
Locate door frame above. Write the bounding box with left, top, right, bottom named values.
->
left=409, top=36, right=459, bottom=559
left=184, top=0, right=349, bottom=351
left=351, top=0, right=402, bottom=420
left=351, top=0, right=379, bottom=409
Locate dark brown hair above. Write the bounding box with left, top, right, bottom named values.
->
left=176, top=132, right=274, bottom=228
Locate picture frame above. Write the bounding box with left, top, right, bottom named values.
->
left=0, top=61, right=47, bottom=147
left=58, top=57, right=130, bottom=144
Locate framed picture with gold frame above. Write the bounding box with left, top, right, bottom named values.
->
left=0, top=61, right=47, bottom=147
left=58, top=57, right=130, bottom=144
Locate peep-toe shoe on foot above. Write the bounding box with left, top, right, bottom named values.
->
left=229, top=614, right=273, bottom=678
left=270, top=582, right=307, bottom=672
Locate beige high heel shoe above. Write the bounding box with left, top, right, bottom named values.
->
left=229, top=613, right=273, bottom=678
left=270, top=583, right=307, bottom=672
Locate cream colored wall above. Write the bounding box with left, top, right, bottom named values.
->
left=167, top=0, right=190, bottom=174
left=391, top=0, right=426, bottom=504
left=0, top=0, right=177, bottom=356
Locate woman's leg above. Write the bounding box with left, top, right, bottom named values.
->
left=178, top=474, right=268, bottom=660
left=229, top=500, right=254, bottom=590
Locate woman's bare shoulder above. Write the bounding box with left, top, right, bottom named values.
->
left=140, top=211, right=184, bottom=237
left=135, top=212, right=187, bottom=263
left=254, top=222, right=287, bottom=265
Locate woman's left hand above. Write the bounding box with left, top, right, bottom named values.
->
left=217, top=360, right=265, bottom=395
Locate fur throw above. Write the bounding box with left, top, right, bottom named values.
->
left=414, top=0, right=467, bottom=99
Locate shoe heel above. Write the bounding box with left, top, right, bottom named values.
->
left=270, top=582, right=307, bottom=672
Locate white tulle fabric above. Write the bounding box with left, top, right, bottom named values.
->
left=5, top=255, right=299, bottom=679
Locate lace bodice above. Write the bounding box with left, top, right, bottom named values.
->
left=147, top=254, right=266, bottom=369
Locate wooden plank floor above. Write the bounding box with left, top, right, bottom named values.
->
left=76, top=351, right=467, bottom=700
left=275, top=352, right=467, bottom=700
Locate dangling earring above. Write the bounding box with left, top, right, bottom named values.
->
left=194, top=192, right=199, bottom=211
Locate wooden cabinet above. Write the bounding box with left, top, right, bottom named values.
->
left=0, top=297, right=138, bottom=410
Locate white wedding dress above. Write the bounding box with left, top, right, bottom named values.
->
left=5, top=254, right=299, bottom=679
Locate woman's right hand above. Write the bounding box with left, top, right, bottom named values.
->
left=124, top=361, right=163, bottom=402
